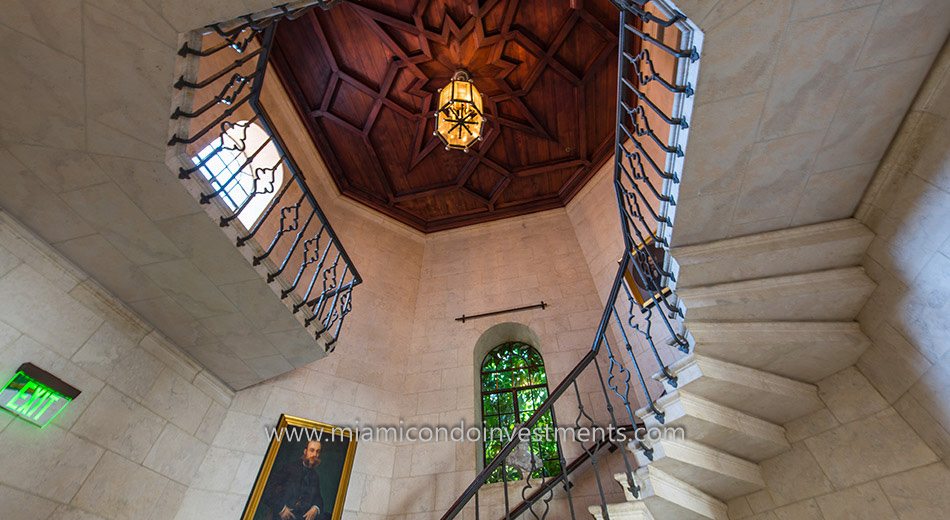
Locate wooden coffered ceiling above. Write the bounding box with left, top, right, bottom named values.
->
left=271, top=0, right=619, bottom=232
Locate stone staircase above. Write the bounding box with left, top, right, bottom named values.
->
left=597, top=219, right=875, bottom=519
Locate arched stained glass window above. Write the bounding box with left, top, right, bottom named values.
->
left=480, top=342, right=562, bottom=482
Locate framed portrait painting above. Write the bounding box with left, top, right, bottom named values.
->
left=242, top=414, right=358, bottom=520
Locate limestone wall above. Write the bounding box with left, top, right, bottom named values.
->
left=728, top=36, right=950, bottom=520
left=387, top=209, right=608, bottom=518
left=672, top=0, right=949, bottom=246
left=728, top=367, right=948, bottom=518
left=856, top=39, right=950, bottom=465
left=565, top=161, right=625, bottom=308
left=175, top=194, right=424, bottom=519
left=0, top=210, right=232, bottom=519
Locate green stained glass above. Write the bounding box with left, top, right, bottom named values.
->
left=524, top=347, right=542, bottom=365
left=481, top=393, right=497, bottom=415
left=483, top=371, right=511, bottom=391
left=480, top=342, right=562, bottom=483
left=542, top=459, right=562, bottom=476
left=533, top=370, right=547, bottom=385
left=517, top=386, right=547, bottom=413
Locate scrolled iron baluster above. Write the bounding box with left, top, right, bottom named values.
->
left=293, top=243, right=335, bottom=311
left=616, top=176, right=663, bottom=245
left=572, top=377, right=617, bottom=516
left=624, top=246, right=686, bottom=339
left=197, top=121, right=258, bottom=204
left=173, top=48, right=263, bottom=91
left=618, top=125, right=679, bottom=182
left=618, top=161, right=672, bottom=226
left=620, top=77, right=687, bottom=129
left=624, top=48, right=694, bottom=96
left=317, top=264, right=350, bottom=335
left=602, top=327, right=661, bottom=426
left=254, top=200, right=302, bottom=265
left=235, top=178, right=294, bottom=240
left=616, top=301, right=678, bottom=396
left=201, top=147, right=275, bottom=208
left=305, top=255, right=341, bottom=326
left=516, top=440, right=540, bottom=520
left=282, top=226, right=326, bottom=297
left=325, top=283, right=353, bottom=351
left=590, top=352, right=643, bottom=501
left=267, top=208, right=317, bottom=282
left=594, top=357, right=645, bottom=484
left=182, top=116, right=261, bottom=180
left=622, top=147, right=675, bottom=206
left=212, top=156, right=283, bottom=224
left=168, top=92, right=255, bottom=146
left=621, top=20, right=699, bottom=62
left=172, top=73, right=254, bottom=120
left=624, top=101, right=683, bottom=157
left=547, top=405, right=577, bottom=520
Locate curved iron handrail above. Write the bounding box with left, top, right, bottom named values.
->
left=440, top=0, right=700, bottom=518
left=167, top=1, right=360, bottom=350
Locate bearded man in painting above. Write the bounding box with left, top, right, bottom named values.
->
left=277, top=440, right=327, bottom=520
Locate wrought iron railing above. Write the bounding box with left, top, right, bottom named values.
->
left=167, top=1, right=360, bottom=350
left=441, top=0, right=700, bottom=518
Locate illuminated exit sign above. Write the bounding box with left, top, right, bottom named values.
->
left=1, top=363, right=80, bottom=428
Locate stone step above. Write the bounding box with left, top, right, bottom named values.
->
left=677, top=267, right=875, bottom=322
left=631, top=439, right=765, bottom=500
left=588, top=501, right=656, bottom=520
left=672, top=219, right=872, bottom=288
left=686, top=321, right=869, bottom=383
left=662, top=355, right=824, bottom=424
left=613, top=467, right=728, bottom=520
left=638, top=391, right=790, bottom=462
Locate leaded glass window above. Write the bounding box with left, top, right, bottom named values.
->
left=191, top=121, right=283, bottom=228
left=480, top=342, right=562, bottom=482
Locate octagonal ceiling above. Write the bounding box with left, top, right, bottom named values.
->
left=271, top=0, right=619, bottom=232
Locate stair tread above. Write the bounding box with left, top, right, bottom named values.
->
left=588, top=501, right=654, bottom=520
left=633, top=438, right=765, bottom=500
left=666, top=354, right=824, bottom=423
left=677, top=267, right=875, bottom=321
left=638, top=391, right=790, bottom=462
left=686, top=321, right=869, bottom=383
left=673, top=219, right=872, bottom=288
left=613, top=466, right=728, bottom=520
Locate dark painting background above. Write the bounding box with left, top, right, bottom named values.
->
left=251, top=426, right=352, bottom=519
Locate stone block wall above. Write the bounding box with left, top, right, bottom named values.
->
left=387, top=209, right=608, bottom=518
left=565, top=161, right=625, bottom=308
left=671, top=0, right=949, bottom=246
left=856, top=39, right=950, bottom=465
left=168, top=166, right=427, bottom=518
left=728, top=367, right=949, bottom=519
left=0, top=210, right=232, bottom=519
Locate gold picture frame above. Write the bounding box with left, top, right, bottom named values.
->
left=622, top=236, right=671, bottom=310
left=242, top=414, right=358, bottom=520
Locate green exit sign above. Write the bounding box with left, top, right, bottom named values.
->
left=1, top=364, right=80, bottom=428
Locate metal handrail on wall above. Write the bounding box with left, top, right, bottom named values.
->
left=440, top=0, right=701, bottom=518
left=166, top=1, right=360, bottom=350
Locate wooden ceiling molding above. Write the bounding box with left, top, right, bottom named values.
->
left=271, top=0, right=620, bottom=232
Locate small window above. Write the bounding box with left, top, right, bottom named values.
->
left=480, top=342, right=562, bottom=482
left=192, top=120, right=284, bottom=228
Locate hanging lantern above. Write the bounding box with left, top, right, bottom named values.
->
left=434, top=70, right=485, bottom=152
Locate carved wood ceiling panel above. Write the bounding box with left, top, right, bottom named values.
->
left=271, top=0, right=619, bottom=232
